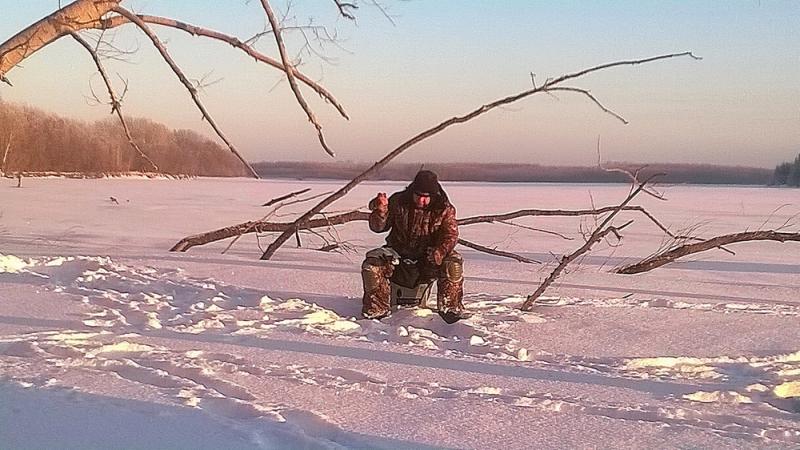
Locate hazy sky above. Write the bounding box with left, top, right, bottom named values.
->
left=1, top=1, right=798, bottom=167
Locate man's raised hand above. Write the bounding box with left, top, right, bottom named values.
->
left=369, top=192, right=388, bottom=211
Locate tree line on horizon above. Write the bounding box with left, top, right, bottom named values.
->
left=771, top=154, right=800, bottom=187
left=0, top=97, right=788, bottom=185
left=252, top=161, right=773, bottom=185
left=0, top=100, right=249, bottom=177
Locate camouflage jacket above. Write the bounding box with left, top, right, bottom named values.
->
left=369, top=190, right=458, bottom=262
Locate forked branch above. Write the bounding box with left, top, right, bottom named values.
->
left=93, top=14, right=349, bottom=120
left=520, top=175, right=662, bottom=310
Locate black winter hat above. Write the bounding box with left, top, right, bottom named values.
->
left=410, top=170, right=440, bottom=195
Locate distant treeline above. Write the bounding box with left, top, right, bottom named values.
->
left=771, top=153, right=800, bottom=187
left=0, top=100, right=249, bottom=177
left=252, top=161, right=773, bottom=185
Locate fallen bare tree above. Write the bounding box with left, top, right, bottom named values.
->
left=616, top=230, right=800, bottom=275
left=170, top=198, right=687, bottom=267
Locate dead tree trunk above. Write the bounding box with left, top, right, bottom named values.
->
left=616, top=230, right=800, bottom=274
left=1, top=132, right=11, bottom=176
left=170, top=211, right=369, bottom=252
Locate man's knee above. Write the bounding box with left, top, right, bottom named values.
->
left=441, top=251, right=463, bottom=283
left=362, top=255, right=393, bottom=293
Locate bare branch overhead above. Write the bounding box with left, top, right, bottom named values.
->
left=257, top=52, right=699, bottom=260
left=260, top=0, right=335, bottom=157
left=93, top=14, right=349, bottom=119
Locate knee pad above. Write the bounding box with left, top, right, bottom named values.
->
left=442, top=257, right=463, bottom=283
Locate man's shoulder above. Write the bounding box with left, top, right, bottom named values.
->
left=388, top=191, right=407, bottom=205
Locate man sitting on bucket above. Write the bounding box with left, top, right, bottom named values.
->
left=362, top=170, right=468, bottom=323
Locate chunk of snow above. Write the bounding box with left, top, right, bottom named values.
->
left=0, top=254, right=29, bottom=273
left=773, top=381, right=800, bottom=398
left=683, top=390, right=752, bottom=404
left=470, top=335, right=487, bottom=346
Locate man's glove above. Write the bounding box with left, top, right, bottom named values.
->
left=426, top=247, right=444, bottom=266
left=368, top=192, right=388, bottom=211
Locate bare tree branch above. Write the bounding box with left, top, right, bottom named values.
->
left=521, top=175, right=662, bottom=310
left=257, top=52, right=699, bottom=260
left=170, top=210, right=368, bottom=252
left=541, top=52, right=702, bottom=89
left=595, top=135, right=664, bottom=200
left=332, top=0, right=359, bottom=20
left=262, top=188, right=312, bottom=206
left=547, top=86, right=628, bottom=124
left=222, top=189, right=332, bottom=254
left=93, top=14, right=349, bottom=120
left=0, top=0, right=121, bottom=80
left=617, top=230, right=800, bottom=274
left=497, top=220, right=574, bottom=240
left=260, top=0, right=335, bottom=157
left=111, top=6, right=260, bottom=178
left=70, top=31, right=159, bottom=172
left=1, top=132, right=12, bottom=176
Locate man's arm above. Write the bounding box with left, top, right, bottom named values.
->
left=429, top=205, right=458, bottom=264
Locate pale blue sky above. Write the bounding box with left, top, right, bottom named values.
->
left=1, top=1, right=798, bottom=167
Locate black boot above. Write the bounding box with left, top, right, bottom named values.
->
left=438, top=309, right=471, bottom=324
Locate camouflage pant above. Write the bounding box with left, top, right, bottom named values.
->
left=361, top=247, right=464, bottom=318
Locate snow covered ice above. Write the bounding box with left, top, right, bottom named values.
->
left=1, top=177, right=799, bottom=448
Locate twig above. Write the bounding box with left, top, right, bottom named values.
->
left=595, top=135, right=663, bottom=200
left=548, top=87, right=628, bottom=124
left=497, top=220, right=574, bottom=240
left=262, top=188, right=312, bottom=206
left=332, top=0, right=358, bottom=20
